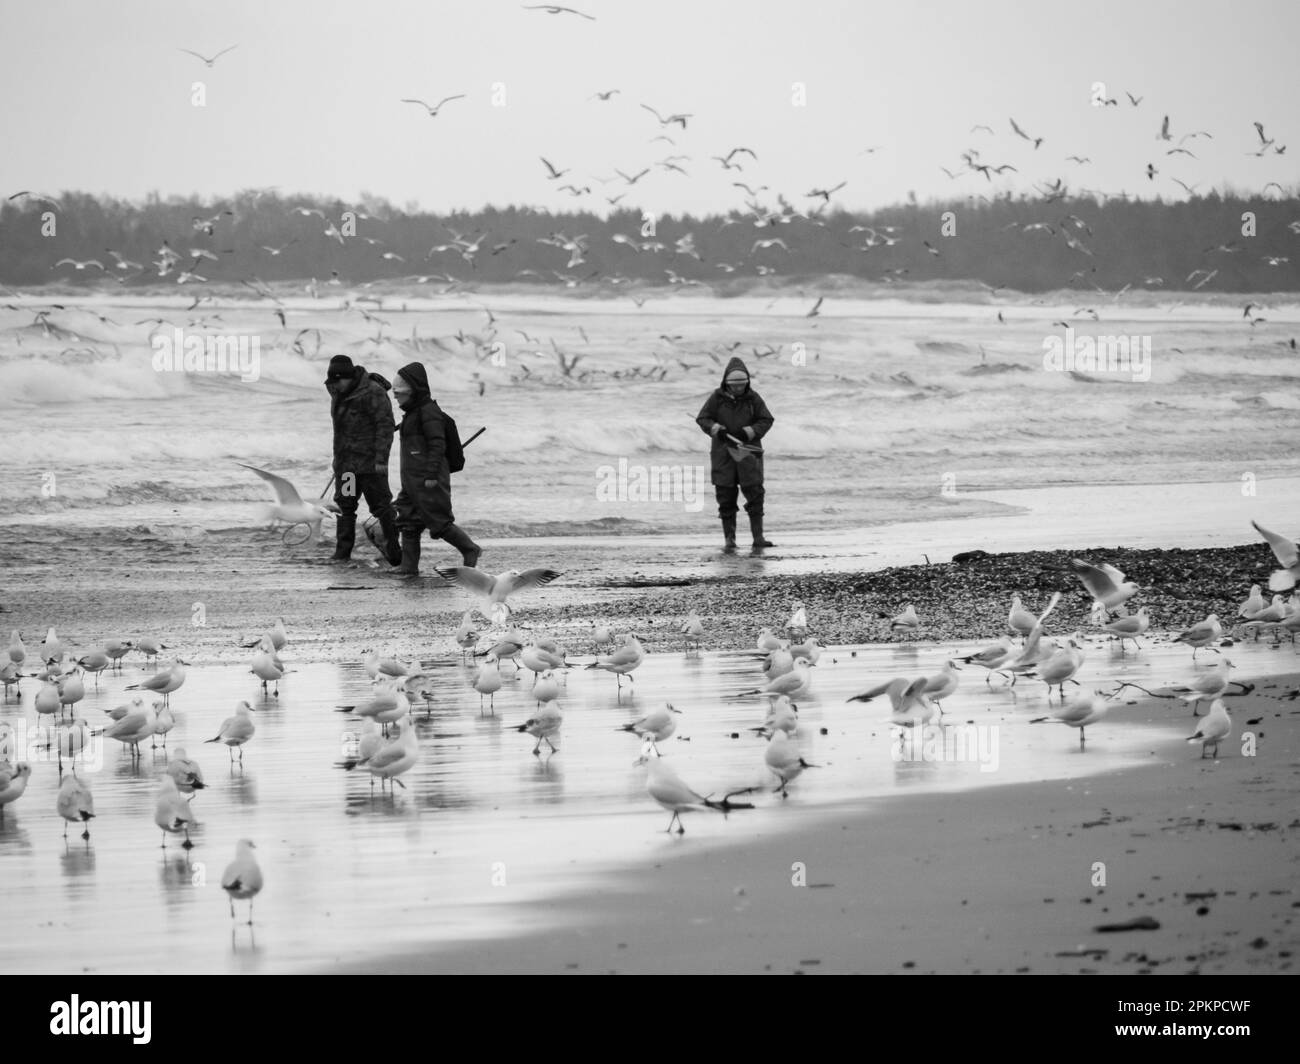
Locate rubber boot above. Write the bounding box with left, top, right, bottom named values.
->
left=749, top=512, right=774, bottom=549
left=441, top=523, right=482, bottom=568
left=721, top=516, right=737, bottom=554
left=397, top=531, right=422, bottom=577
left=332, top=514, right=356, bottom=561
left=378, top=513, right=402, bottom=567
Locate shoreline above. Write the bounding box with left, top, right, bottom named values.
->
left=332, top=675, right=1300, bottom=975
left=0, top=540, right=1284, bottom=665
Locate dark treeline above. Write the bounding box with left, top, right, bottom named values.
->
left=1, top=188, right=1296, bottom=292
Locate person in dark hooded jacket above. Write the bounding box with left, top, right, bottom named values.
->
left=326, top=354, right=401, bottom=564
left=391, top=361, right=482, bottom=575
left=695, top=356, right=775, bottom=552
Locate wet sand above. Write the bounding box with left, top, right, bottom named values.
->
left=3, top=482, right=1297, bottom=973
left=0, top=634, right=1295, bottom=974
left=2, top=476, right=1296, bottom=662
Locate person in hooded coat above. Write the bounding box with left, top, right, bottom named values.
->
left=695, top=357, right=775, bottom=552
left=325, top=354, right=401, bottom=564
left=391, top=361, right=482, bottom=575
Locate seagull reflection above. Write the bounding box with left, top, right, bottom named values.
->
left=60, top=844, right=97, bottom=880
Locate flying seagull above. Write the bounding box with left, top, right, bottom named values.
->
left=434, top=567, right=564, bottom=623
left=522, top=4, right=596, bottom=19
left=640, top=103, right=692, bottom=129
left=179, top=45, right=238, bottom=66
left=402, top=95, right=467, bottom=117
left=238, top=464, right=335, bottom=543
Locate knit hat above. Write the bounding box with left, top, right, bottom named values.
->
left=325, top=355, right=355, bottom=382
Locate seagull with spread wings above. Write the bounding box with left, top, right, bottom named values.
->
left=522, top=4, right=596, bottom=18
left=435, top=567, right=563, bottom=623
left=1070, top=558, right=1139, bottom=615
left=179, top=45, right=238, bottom=66
left=640, top=103, right=692, bottom=129
left=402, top=94, right=467, bottom=117
left=239, top=464, right=336, bottom=543
left=1252, top=520, right=1300, bottom=591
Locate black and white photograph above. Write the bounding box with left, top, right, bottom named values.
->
left=1, top=0, right=1296, bottom=998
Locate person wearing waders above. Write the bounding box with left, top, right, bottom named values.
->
left=325, top=354, right=402, bottom=565
left=695, top=357, right=775, bottom=553
left=391, top=362, right=482, bottom=576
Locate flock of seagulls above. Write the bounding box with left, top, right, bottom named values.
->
left=1, top=517, right=1293, bottom=923
left=0, top=623, right=279, bottom=924
left=8, top=25, right=1292, bottom=333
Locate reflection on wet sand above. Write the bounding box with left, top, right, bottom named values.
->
left=0, top=635, right=1281, bottom=972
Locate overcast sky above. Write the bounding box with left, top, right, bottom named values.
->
left=2, top=0, right=1297, bottom=216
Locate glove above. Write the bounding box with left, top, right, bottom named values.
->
left=738, top=426, right=755, bottom=441
left=710, top=422, right=726, bottom=436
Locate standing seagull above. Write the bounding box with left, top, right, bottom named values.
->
left=1188, top=699, right=1231, bottom=759
left=922, top=660, right=962, bottom=711
left=250, top=638, right=289, bottom=695
left=586, top=633, right=646, bottom=692
left=1170, top=657, right=1238, bottom=715
left=1102, top=606, right=1151, bottom=653
left=166, top=748, right=207, bottom=796
left=635, top=742, right=752, bottom=834
left=125, top=660, right=188, bottom=707
left=1173, top=614, right=1223, bottom=660
left=205, top=701, right=256, bottom=763
left=57, top=773, right=95, bottom=842
left=959, top=636, right=1017, bottom=682
left=889, top=604, right=920, bottom=635
left=516, top=703, right=563, bottom=756
left=357, top=716, right=419, bottom=790
left=1033, top=690, right=1109, bottom=748
left=765, top=731, right=818, bottom=797
left=619, top=703, right=681, bottom=751
left=0, top=764, right=33, bottom=822
left=680, top=610, right=705, bottom=651
left=455, top=611, right=482, bottom=660
left=221, top=839, right=264, bottom=924
left=435, top=566, right=563, bottom=624
left=154, top=776, right=194, bottom=848
left=472, top=661, right=503, bottom=713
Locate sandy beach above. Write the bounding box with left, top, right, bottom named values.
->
left=344, top=677, right=1300, bottom=975
left=2, top=520, right=1296, bottom=975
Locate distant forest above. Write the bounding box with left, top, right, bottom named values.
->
left=1, top=188, right=1296, bottom=293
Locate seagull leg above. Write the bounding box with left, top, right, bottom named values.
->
left=182, top=827, right=193, bottom=849
left=392, top=777, right=406, bottom=789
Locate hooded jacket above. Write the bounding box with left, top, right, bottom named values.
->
left=695, top=356, right=774, bottom=487
left=331, top=364, right=395, bottom=475
left=393, top=361, right=455, bottom=533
